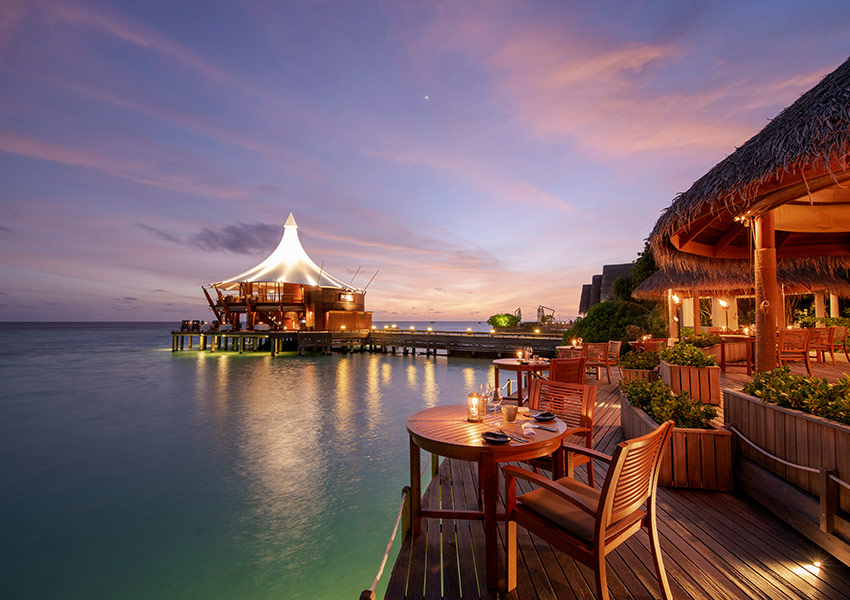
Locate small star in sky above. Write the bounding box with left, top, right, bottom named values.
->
left=424, top=95, right=429, bottom=100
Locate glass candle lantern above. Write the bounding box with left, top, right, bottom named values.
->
left=467, top=393, right=485, bottom=422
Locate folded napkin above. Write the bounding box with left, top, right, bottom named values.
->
left=521, top=423, right=536, bottom=437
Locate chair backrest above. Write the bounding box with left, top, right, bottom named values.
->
left=548, top=358, right=586, bottom=384
left=527, top=378, right=595, bottom=430
left=558, top=347, right=583, bottom=359
left=644, top=339, right=666, bottom=352
left=834, top=325, right=847, bottom=343
left=808, top=327, right=835, bottom=346
left=606, top=341, right=622, bottom=362
left=584, top=343, right=607, bottom=362
left=779, top=328, right=810, bottom=352
left=598, top=420, right=674, bottom=529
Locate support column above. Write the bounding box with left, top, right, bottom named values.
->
left=815, top=293, right=826, bottom=323
left=667, top=289, right=679, bottom=339
left=831, top=293, right=840, bottom=318
left=691, top=288, right=701, bottom=334
left=754, top=212, right=779, bottom=372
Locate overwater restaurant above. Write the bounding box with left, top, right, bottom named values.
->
left=201, top=213, right=371, bottom=331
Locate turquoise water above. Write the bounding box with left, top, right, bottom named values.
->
left=0, top=323, right=495, bottom=599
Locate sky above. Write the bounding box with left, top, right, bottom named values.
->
left=1, top=0, right=849, bottom=322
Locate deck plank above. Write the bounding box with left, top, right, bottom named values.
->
left=386, top=362, right=850, bottom=599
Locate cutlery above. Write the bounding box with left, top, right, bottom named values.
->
left=533, top=424, right=557, bottom=433
left=497, top=429, right=528, bottom=443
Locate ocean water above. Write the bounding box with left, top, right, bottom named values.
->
left=0, top=322, right=497, bottom=599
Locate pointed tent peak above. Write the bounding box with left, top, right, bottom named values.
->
left=284, top=213, right=297, bottom=228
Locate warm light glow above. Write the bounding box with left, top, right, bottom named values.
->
left=814, top=561, right=822, bottom=568
left=571, top=338, right=577, bottom=346
left=788, top=325, right=793, bottom=329
left=340, top=325, right=346, bottom=330
left=490, top=329, right=495, bottom=334
left=466, top=327, right=472, bottom=332
left=371, top=325, right=376, bottom=329
left=744, top=327, right=749, bottom=335
left=672, top=294, right=680, bottom=303
left=409, top=326, right=415, bottom=330
left=534, top=329, right=540, bottom=334
left=383, top=325, right=389, bottom=329
left=718, top=299, right=729, bottom=308
left=517, top=351, right=523, bottom=359
left=392, top=324, right=397, bottom=328
left=427, top=327, right=433, bottom=332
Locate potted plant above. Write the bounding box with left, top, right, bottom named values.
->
left=619, top=378, right=731, bottom=490
left=619, top=350, right=660, bottom=381
left=659, top=342, right=722, bottom=405
left=723, top=368, right=850, bottom=565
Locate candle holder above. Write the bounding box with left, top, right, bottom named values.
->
left=467, top=393, right=485, bottom=422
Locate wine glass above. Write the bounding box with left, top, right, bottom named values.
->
left=488, top=385, right=502, bottom=414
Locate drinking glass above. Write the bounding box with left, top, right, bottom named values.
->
left=488, top=385, right=502, bottom=413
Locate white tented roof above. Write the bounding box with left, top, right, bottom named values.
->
left=214, top=213, right=351, bottom=289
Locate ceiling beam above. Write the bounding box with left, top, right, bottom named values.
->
left=674, top=213, right=722, bottom=248
left=713, top=222, right=747, bottom=256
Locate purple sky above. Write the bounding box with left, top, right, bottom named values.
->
left=1, top=0, right=849, bottom=322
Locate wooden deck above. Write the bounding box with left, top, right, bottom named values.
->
left=385, top=355, right=850, bottom=599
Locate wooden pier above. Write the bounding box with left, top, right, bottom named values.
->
left=385, top=367, right=850, bottom=599
left=171, top=329, right=564, bottom=358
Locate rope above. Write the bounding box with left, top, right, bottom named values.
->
left=830, top=473, right=850, bottom=492
left=367, top=488, right=409, bottom=593
left=728, top=425, right=819, bottom=473
left=364, top=452, right=432, bottom=595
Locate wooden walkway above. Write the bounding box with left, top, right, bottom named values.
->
left=385, top=355, right=850, bottom=599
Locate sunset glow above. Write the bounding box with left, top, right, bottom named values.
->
left=1, top=1, right=849, bottom=320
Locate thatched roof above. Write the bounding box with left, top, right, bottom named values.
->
left=650, top=56, right=850, bottom=272
left=632, top=266, right=850, bottom=300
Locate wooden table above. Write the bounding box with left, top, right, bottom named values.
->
left=407, top=405, right=569, bottom=589
left=492, top=358, right=550, bottom=405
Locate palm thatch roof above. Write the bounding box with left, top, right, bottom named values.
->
left=632, top=266, right=850, bottom=300
left=650, top=56, right=850, bottom=272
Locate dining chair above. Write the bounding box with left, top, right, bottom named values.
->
left=584, top=343, right=610, bottom=382
left=833, top=326, right=849, bottom=358
left=558, top=347, right=583, bottom=359
left=644, top=338, right=667, bottom=352
left=808, top=327, right=836, bottom=365
left=548, top=357, right=586, bottom=384
left=777, top=328, right=813, bottom=376
left=526, top=377, right=596, bottom=487
left=606, top=341, right=622, bottom=380
left=503, top=420, right=675, bottom=599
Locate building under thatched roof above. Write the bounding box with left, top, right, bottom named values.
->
left=651, top=56, right=850, bottom=272
left=632, top=266, right=850, bottom=300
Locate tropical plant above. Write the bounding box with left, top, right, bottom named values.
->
left=488, top=313, right=520, bottom=328
left=743, top=367, right=850, bottom=425
left=680, top=332, right=722, bottom=348
left=620, top=350, right=660, bottom=370
left=619, top=378, right=717, bottom=429
left=563, top=300, right=663, bottom=343
left=660, top=342, right=717, bottom=368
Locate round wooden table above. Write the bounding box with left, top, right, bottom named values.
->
left=492, top=358, right=550, bottom=405
left=407, top=405, right=569, bottom=589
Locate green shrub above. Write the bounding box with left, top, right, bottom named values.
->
left=680, top=332, right=722, bottom=348
left=620, top=350, right=660, bottom=370
left=743, top=367, right=850, bottom=425
left=488, top=313, right=520, bottom=328
left=660, top=342, right=717, bottom=367
left=619, top=378, right=717, bottom=429
left=563, top=300, right=652, bottom=343
left=820, top=317, right=850, bottom=327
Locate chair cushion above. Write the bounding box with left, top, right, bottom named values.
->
left=518, top=476, right=600, bottom=542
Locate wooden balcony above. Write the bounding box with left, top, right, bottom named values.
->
left=385, top=354, right=850, bottom=599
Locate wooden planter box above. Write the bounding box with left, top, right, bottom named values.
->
left=701, top=341, right=748, bottom=363
left=620, top=394, right=732, bottom=491
left=659, top=360, right=721, bottom=405
left=620, top=368, right=659, bottom=382
left=723, top=388, right=850, bottom=565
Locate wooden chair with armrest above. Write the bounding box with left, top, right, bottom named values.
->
left=558, top=347, right=583, bottom=359
left=503, top=420, right=675, bottom=599
left=606, top=341, right=622, bottom=380
left=526, top=377, right=596, bottom=487
left=548, top=357, right=586, bottom=384
left=808, top=327, right=835, bottom=365
left=833, top=325, right=849, bottom=358
left=777, top=328, right=813, bottom=376
left=584, top=343, right=610, bottom=382
left=643, top=338, right=667, bottom=352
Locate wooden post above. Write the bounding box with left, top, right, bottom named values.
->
left=820, top=469, right=838, bottom=533
left=815, top=293, right=826, bottom=323
left=777, top=288, right=786, bottom=329
left=692, top=288, right=700, bottom=334
left=831, top=293, right=840, bottom=318
left=754, top=212, right=779, bottom=372
left=668, top=289, right=679, bottom=339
